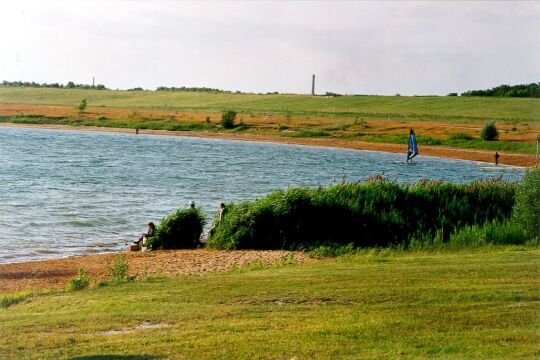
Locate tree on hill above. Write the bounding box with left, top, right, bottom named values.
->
left=77, top=99, right=87, bottom=116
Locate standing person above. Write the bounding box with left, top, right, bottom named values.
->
left=218, top=202, right=226, bottom=221
left=189, top=201, right=196, bottom=209
left=495, top=152, right=500, bottom=165
left=210, top=203, right=226, bottom=237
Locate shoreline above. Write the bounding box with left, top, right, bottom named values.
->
left=0, top=122, right=537, bottom=167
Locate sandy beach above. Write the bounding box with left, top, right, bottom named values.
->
left=0, top=122, right=537, bottom=166
left=0, top=249, right=310, bottom=292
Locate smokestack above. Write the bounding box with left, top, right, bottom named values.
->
left=92, top=77, right=95, bottom=87
left=311, top=74, right=315, bottom=95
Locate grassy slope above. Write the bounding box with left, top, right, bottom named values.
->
left=1, top=247, right=538, bottom=359
left=1, top=87, right=539, bottom=121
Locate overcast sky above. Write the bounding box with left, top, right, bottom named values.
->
left=1, top=1, right=538, bottom=95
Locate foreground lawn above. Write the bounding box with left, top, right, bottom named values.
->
left=0, top=247, right=538, bottom=359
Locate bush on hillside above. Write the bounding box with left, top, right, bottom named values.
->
left=146, top=208, right=206, bottom=250
left=480, top=121, right=499, bottom=141
left=221, top=110, right=237, bottom=129
left=207, top=178, right=516, bottom=250
left=512, top=165, right=540, bottom=239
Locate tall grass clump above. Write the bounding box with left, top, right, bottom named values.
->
left=449, top=220, right=529, bottom=248
left=207, top=178, right=516, bottom=250
left=512, top=165, right=540, bottom=239
left=147, top=208, right=206, bottom=250
left=107, top=255, right=130, bottom=282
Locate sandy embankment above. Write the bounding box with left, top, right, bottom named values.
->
left=0, top=250, right=309, bottom=292
left=0, top=122, right=537, bottom=167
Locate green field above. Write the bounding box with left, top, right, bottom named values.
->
left=1, top=247, right=538, bottom=359
left=1, top=87, right=539, bottom=121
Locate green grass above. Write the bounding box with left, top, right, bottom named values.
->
left=1, top=87, right=539, bottom=122
left=284, top=129, right=331, bottom=138
left=346, top=132, right=537, bottom=154
left=0, top=292, right=32, bottom=309
left=0, top=115, right=215, bottom=132
left=0, top=247, right=538, bottom=359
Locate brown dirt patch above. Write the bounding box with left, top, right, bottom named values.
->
left=0, top=250, right=309, bottom=293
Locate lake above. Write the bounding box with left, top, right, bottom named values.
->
left=0, top=126, right=524, bottom=263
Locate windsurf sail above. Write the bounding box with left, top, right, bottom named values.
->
left=407, top=129, right=419, bottom=162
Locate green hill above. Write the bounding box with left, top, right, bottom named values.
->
left=1, top=87, right=539, bottom=122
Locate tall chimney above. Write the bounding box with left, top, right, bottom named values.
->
left=92, top=77, right=95, bottom=87
left=311, top=74, right=315, bottom=95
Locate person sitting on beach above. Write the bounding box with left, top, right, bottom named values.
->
left=136, top=222, right=155, bottom=247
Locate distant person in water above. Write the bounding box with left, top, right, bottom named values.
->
left=189, top=201, right=195, bottom=209
left=209, top=203, right=226, bottom=237
left=495, top=152, right=500, bottom=165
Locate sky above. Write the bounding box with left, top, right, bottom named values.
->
left=0, top=1, right=539, bottom=95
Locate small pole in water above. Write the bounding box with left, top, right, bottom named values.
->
left=494, top=152, right=500, bottom=165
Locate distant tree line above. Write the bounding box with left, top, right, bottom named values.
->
left=460, top=82, right=539, bottom=98
left=156, top=86, right=233, bottom=93
left=1, top=80, right=107, bottom=90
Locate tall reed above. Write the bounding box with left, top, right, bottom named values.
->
left=207, top=178, right=517, bottom=250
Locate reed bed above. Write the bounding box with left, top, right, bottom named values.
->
left=208, top=178, right=518, bottom=250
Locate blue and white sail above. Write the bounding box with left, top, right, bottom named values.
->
left=407, top=129, right=419, bottom=162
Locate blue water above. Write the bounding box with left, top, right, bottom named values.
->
left=0, top=126, right=524, bottom=263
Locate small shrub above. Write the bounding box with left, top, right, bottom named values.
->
left=512, top=165, right=540, bottom=238
left=107, top=255, right=129, bottom=281
left=67, top=268, right=90, bottom=291
left=447, top=92, right=458, bottom=96
left=480, top=121, right=499, bottom=141
left=221, top=110, right=237, bottom=129
left=147, top=208, right=206, bottom=249
left=205, top=116, right=211, bottom=123
left=77, top=99, right=87, bottom=116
